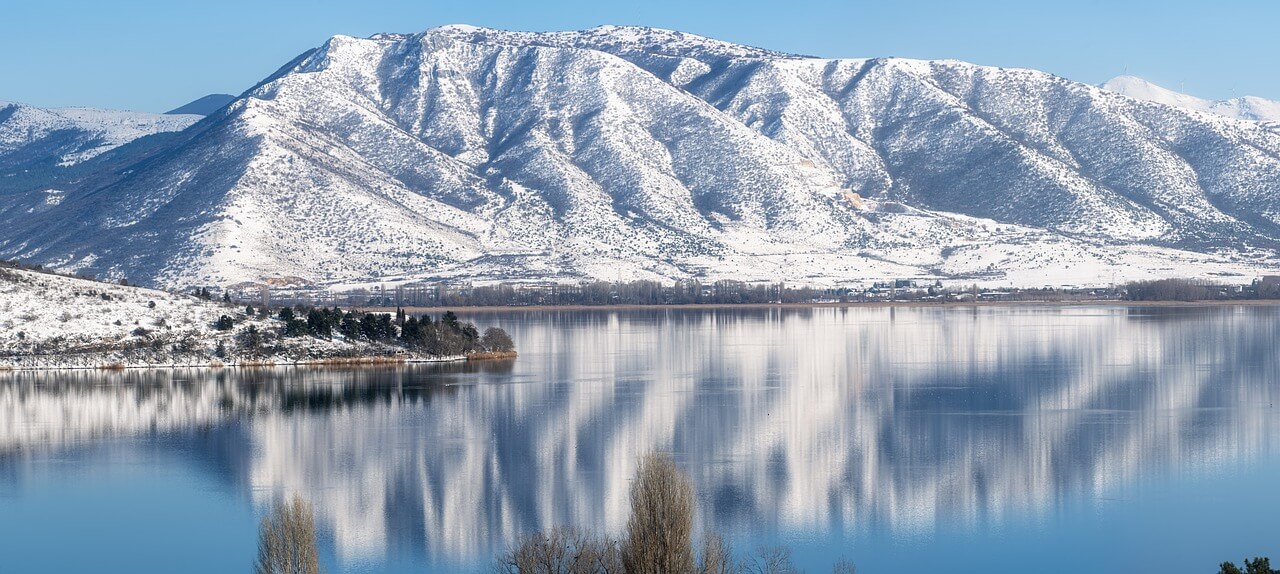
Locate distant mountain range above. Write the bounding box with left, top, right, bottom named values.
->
left=1, top=25, right=1278, bottom=288
left=166, top=94, right=237, bottom=116
left=0, top=101, right=197, bottom=167
left=1102, top=76, right=1280, bottom=125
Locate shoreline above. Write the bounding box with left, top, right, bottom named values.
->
left=0, top=353, right=518, bottom=373
left=359, top=299, right=1280, bottom=314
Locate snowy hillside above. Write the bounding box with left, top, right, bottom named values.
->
left=1102, top=76, right=1280, bottom=124
left=1, top=26, right=1278, bottom=288
left=0, top=266, right=435, bottom=369
left=0, top=101, right=199, bottom=167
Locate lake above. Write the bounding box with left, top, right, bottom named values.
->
left=2, top=305, right=1279, bottom=573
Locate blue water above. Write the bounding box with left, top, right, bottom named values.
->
left=2, top=306, right=1278, bottom=572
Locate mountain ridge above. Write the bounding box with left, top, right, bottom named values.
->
left=1101, top=75, right=1280, bottom=124
left=0, top=100, right=198, bottom=168
left=1, top=25, right=1278, bottom=288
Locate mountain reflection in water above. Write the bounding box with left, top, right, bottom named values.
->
left=2, top=306, right=1279, bottom=569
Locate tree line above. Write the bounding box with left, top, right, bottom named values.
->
left=493, top=453, right=855, bottom=574
left=1124, top=278, right=1280, bottom=302
left=216, top=305, right=514, bottom=358
left=1220, top=558, right=1277, bottom=574
left=350, top=280, right=840, bottom=308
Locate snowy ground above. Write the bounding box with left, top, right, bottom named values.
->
left=0, top=267, right=448, bottom=370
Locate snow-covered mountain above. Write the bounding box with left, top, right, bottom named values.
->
left=2, top=26, right=1279, bottom=288
left=1102, top=75, right=1280, bottom=124
left=0, top=100, right=199, bottom=168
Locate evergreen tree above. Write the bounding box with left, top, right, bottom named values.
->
left=306, top=308, right=332, bottom=339
left=1246, top=558, right=1277, bottom=574
left=359, top=313, right=396, bottom=342
left=215, top=315, right=235, bottom=331
left=442, top=310, right=460, bottom=331
left=399, top=317, right=423, bottom=347
left=360, top=313, right=378, bottom=341
left=380, top=314, right=395, bottom=340
left=339, top=312, right=361, bottom=340
left=461, top=323, right=480, bottom=352
left=278, top=307, right=306, bottom=337
left=1220, top=558, right=1279, bottom=574
left=284, top=318, right=307, bottom=337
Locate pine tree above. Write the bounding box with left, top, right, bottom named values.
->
left=400, top=317, right=423, bottom=347
left=442, top=310, right=460, bottom=331
left=277, top=307, right=306, bottom=337
left=306, top=308, right=332, bottom=339
left=1245, top=558, right=1277, bottom=574
left=339, top=312, right=360, bottom=340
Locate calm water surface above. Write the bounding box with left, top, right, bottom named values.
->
left=2, top=306, right=1279, bottom=573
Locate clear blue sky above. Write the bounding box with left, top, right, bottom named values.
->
left=4, top=0, right=1275, bottom=112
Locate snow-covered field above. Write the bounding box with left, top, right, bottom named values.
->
left=0, top=266, right=443, bottom=370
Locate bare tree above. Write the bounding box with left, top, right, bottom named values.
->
left=254, top=494, right=321, bottom=574
left=621, top=453, right=696, bottom=574
left=743, top=546, right=799, bottom=574
left=698, top=533, right=739, bottom=574
left=481, top=326, right=516, bottom=352
left=494, top=527, right=622, bottom=574
left=831, top=557, right=857, bottom=574
left=492, top=452, right=855, bottom=574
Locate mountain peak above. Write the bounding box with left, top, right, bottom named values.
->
left=409, top=23, right=804, bottom=61
left=1102, top=75, right=1280, bottom=123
